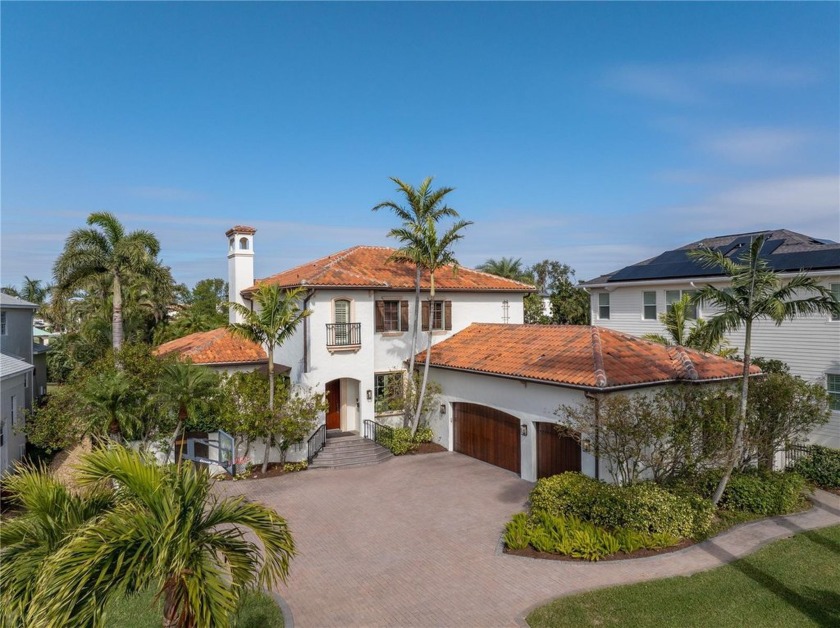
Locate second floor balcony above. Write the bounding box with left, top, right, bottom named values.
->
left=326, top=322, right=361, bottom=350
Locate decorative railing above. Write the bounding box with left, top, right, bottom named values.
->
left=363, top=419, right=394, bottom=448
left=307, top=424, right=327, bottom=463
left=326, top=322, right=361, bottom=348
left=782, top=443, right=817, bottom=469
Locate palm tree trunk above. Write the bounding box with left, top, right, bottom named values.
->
left=413, top=273, right=434, bottom=435
left=405, top=265, right=421, bottom=428
left=112, top=274, right=124, bottom=353
left=161, top=576, right=185, bottom=628
left=712, top=319, right=753, bottom=505
left=264, top=344, right=275, bottom=474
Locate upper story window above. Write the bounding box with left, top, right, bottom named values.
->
left=643, top=291, right=657, bottom=320
left=666, top=290, right=698, bottom=320
left=598, top=293, right=610, bottom=320
left=1, top=311, right=6, bottom=335
left=827, top=374, right=840, bottom=411
left=375, top=300, right=408, bottom=333
left=422, top=300, right=452, bottom=331
left=334, top=299, right=351, bottom=324
left=831, top=284, right=840, bottom=321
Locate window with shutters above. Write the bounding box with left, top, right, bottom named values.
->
left=422, top=300, right=452, bottom=331
left=375, top=300, right=409, bottom=333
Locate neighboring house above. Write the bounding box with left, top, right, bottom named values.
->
left=155, top=327, right=278, bottom=376
left=421, top=323, right=753, bottom=482
left=0, top=293, right=39, bottom=474
left=583, top=229, right=840, bottom=447
left=225, top=226, right=533, bottom=434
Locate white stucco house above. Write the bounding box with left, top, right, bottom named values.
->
left=583, top=229, right=840, bottom=448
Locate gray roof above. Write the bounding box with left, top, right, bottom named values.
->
left=0, top=293, right=37, bottom=309
left=584, top=229, right=840, bottom=285
left=33, top=343, right=50, bottom=355
left=0, top=353, right=34, bottom=379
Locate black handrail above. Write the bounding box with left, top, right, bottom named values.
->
left=363, top=419, right=394, bottom=447
left=307, top=424, right=326, bottom=463
left=326, top=322, right=361, bottom=347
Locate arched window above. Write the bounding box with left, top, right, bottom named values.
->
left=239, top=237, right=249, bottom=250
left=229, top=237, right=234, bottom=251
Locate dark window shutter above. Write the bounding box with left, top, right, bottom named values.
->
left=375, top=301, right=385, bottom=332
left=421, top=301, right=430, bottom=331
left=400, top=300, right=409, bottom=331
left=445, top=301, right=452, bottom=330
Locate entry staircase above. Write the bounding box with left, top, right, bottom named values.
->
left=308, top=430, right=392, bottom=469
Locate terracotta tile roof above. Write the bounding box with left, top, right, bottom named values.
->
left=250, top=245, right=533, bottom=293
left=420, top=324, right=759, bottom=391
left=226, top=225, right=257, bottom=236
left=154, top=327, right=267, bottom=365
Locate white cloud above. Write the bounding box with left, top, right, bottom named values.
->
left=700, top=128, right=812, bottom=165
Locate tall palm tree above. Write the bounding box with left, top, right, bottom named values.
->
left=0, top=463, right=115, bottom=627
left=643, top=294, right=734, bottom=356
left=476, top=257, right=532, bottom=283
left=229, top=284, right=311, bottom=472
left=395, top=216, right=472, bottom=434
left=20, top=276, right=53, bottom=306
left=157, top=361, right=220, bottom=467
left=372, top=177, right=460, bottom=395
left=20, top=447, right=295, bottom=628
left=53, top=212, right=166, bottom=352
left=690, top=234, right=840, bottom=504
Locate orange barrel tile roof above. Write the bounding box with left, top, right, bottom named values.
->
left=154, top=327, right=267, bottom=365
left=419, top=323, right=760, bottom=391
left=247, top=245, right=534, bottom=293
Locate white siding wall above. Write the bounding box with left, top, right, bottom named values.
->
left=591, top=274, right=840, bottom=447
left=0, top=373, right=29, bottom=475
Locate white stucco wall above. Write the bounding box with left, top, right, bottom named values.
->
left=590, top=274, right=840, bottom=448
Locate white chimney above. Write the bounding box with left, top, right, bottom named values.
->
left=226, top=225, right=256, bottom=324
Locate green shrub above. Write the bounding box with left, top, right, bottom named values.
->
left=671, top=470, right=808, bottom=516
left=504, top=513, right=531, bottom=550
left=413, top=427, right=434, bottom=443
left=282, top=461, right=307, bottom=473
left=379, top=427, right=417, bottom=455
left=529, top=473, right=712, bottom=538
left=792, top=446, right=840, bottom=489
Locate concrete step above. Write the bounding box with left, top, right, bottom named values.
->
left=309, top=436, right=393, bottom=469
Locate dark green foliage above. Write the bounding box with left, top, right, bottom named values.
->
left=522, top=260, right=590, bottom=325
left=529, top=473, right=714, bottom=538
left=670, top=470, right=808, bottom=516
left=791, top=446, right=840, bottom=489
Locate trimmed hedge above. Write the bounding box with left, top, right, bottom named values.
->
left=379, top=426, right=435, bottom=455
left=791, top=446, right=840, bottom=489
left=529, top=473, right=714, bottom=539
left=670, top=470, right=808, bottom=516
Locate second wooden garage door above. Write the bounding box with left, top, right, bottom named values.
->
left=453, top=403, right=521, bottom=474
left=536, top=422, right=581, bottom=479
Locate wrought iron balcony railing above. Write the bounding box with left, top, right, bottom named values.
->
left=326, top=322, right=361, bottom=348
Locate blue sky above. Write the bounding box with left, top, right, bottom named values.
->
left=2, top=2, right=838, bottom=289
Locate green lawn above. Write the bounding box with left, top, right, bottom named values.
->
left=105, top=588, right=284, bottom=627
left=527, top=524, right=840, bottom=627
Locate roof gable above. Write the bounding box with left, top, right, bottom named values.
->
left=421, top=324, right=757, bottom=391
left=251, top=246, right=533, bottom=293
left=586, top=229, right=840, bottom=285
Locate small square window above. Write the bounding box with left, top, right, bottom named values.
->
left=598, top=293, right=610, bottom=320
left=374, top=372, right=404, bottom=414
left=827, top=374, right=840, bottom=411
left=643, top=291, right=657, bottom=320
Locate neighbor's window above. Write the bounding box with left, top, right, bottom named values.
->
left=1, top=312, right=6, bottom=335
left=10, top=395, right=15, bottom=427
left=374, top=372, right=404, bottom=414
left=375, top=300, right=408, bottom=332
left=827, top=374, right=840, bottom=411
left=643, top=291, right=657, bottom=320
left=422, top=300, right=452, bottom=331
left=831, top=284, right=840, bottom=321
left=666, top=289, right=698, bottom=320
left=598, top=293, right=610, bottom=320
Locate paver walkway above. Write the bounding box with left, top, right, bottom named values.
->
left=219, top=452, right=840, bottom=628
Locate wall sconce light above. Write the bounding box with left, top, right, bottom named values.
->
left=366, top=390, right=373, bottom=401
left=439, top=404, right=446, bottom=415
left=520, top=424, right=528, bottom=437
left=581, top=437, right=592, bottom=453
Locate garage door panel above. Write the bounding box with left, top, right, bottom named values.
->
left=536, top=422, right=581, bottom=478
left=453, top=403, right=520, bottom=474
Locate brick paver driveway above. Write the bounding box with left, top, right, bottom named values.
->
left=220, top=452, right=840, bottom=628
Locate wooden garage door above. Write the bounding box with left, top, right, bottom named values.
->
left=453, top=403, right=521, bottom=474
left=536, top=422, right=581, bottom=479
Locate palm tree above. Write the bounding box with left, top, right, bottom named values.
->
left=643, top=294, right=735, bottom=356
left=476, top=257, right=532, bottom=283
left=395, top=216, right=471, bottom=434
left=372, top=177, right=460, bottom=401
left=53, top=212, right=166, bottom=352
left=229, top=284, right=311, bottom=472
left=157, top=362, right=220, bottom=467
left=0, top=463, right=115, bottom=627
left=20, top=276, right=52, bottom=306
left=79, top=369, right=140, bottom=445
left=21, top=447, right=295, bottom=628
left=690, top=234, right=840, bottom=504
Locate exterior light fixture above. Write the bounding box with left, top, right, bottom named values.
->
left=440, top=404, right=446, bottom=415
left=366, top=389, right=373, bottom=401
left=521, top=424, right=528, bottom=437
left=581, top=437, right=592, bottom=452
